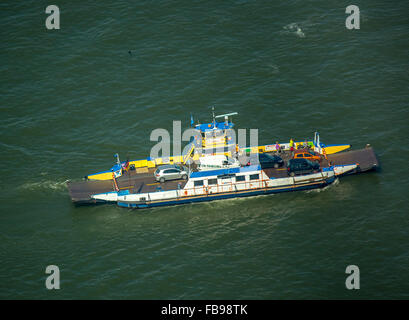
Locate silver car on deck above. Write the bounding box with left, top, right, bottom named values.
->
left=154, top=164, right=189, bottom=183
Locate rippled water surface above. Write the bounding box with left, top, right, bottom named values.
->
left=1, top=0, right=408, bottom=299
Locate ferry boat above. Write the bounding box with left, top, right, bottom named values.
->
left=67, top=110, right=379, bottom=208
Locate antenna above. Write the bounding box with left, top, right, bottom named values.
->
left=114, top=153, right=120, bottom=165
left=215, top=112, right=238, bottom=126
left=215, top=112, right=238, bottom=119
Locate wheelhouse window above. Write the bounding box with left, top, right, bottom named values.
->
left=208, top=178, right=218, bottom=185
left=205, top=130, right=224, bottom=139
left=249, top=174, right=259, bottom=181
left=236, top=175, right=246, bottom=182
left=194, top=180, right=204, bottom=187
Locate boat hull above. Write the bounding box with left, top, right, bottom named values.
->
left=117, top=176, right=335, bottom=209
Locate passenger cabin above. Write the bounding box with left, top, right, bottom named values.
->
left=184, top=165, right=270, bottom=195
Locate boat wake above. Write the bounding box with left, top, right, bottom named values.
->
left=20, top=180, right=69, bottom=192
left=304, top=178, right=339, bottom=193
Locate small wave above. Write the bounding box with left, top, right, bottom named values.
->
left=268, top=64, right=280, bottom=74
left=282, top=23, right=306, bottom=38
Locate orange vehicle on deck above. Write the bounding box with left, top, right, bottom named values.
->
left=293, top=149, right=322, bottom=162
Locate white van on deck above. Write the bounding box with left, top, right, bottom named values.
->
left=197, top=155, right=240, bottom=171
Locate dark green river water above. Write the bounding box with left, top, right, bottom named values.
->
left=1, top=0, right=408, bottom=299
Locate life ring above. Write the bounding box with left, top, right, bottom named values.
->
left=184, top=190, right=188, bottom=196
